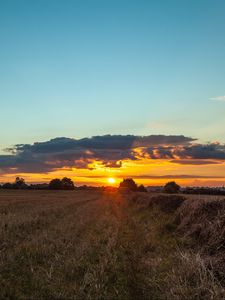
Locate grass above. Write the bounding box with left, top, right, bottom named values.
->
left=0, top=190, right=224, bottom=299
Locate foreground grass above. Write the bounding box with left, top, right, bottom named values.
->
left=0, top=190, right=224, bottom=299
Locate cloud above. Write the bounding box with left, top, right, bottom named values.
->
left=73, top=174, right=224, bottom=180
left=210, top=95, right=225, bottom=101
left=5, top=134, right=195, bottom=153
left=66, top=174, right=224, bottom=179
left=127, top=174, right=224, bottom=179
left=0, top=134, right=225, bottom=174
left=170, top=159, right=220, bottom=165
left=174, top=144, right=225, bottom=160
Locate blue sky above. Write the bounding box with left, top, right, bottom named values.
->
left=1, top=0, right=225, bottom=151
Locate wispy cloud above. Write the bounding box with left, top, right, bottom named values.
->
left=210, top=95, right=225, bottom=101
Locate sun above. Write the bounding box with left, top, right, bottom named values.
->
left=107, top=177, right=116, bottom=184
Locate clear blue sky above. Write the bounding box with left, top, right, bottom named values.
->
left=1, top=0, right=225, bottom=151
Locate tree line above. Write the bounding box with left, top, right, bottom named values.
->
left=2, top=177, right=223, bottom=195
left=118, top=178, right=180, bottom=193
left=0, top=177, right=75, bottom=190
left=0, top=177, right=180, bottom=194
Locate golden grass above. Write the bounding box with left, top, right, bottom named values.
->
left=0, top=190, right=224, bottom=299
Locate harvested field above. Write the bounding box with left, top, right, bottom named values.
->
left=0, top=190, right=224, bottom=299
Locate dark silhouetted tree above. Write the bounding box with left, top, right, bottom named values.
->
left=61, top=177, right=75, bottom=190
left=163, top=181, right=180, bottom=194
left=119, top=178, right=138, bottom=192
left=14, top=177, right=27, bottom=189
left=137, top=184, right=147, bottom=192
left=49, top=178, right=62, bottom=190
left=48, top=178, right=74, bottom=190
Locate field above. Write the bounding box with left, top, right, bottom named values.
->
left=0, top=190, right=225, bottom=299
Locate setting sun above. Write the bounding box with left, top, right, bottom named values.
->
left=107, top=177, right=116, bottom=184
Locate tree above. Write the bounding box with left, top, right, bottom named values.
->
left=49, top=178, right=62, bottom=190
left=14, top=177, right=27, bottom=189
left=119, top=178, right=138, bottom=192
left=137, top=184, right=147, bottom=192
left=48, top=178, right=75, bottom=190
left=163, top=181, right=180, bottom=194
left=61, top=177, right=75, bottom=190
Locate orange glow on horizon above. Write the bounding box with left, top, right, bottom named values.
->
left=1, top=158, right=225, bottom=187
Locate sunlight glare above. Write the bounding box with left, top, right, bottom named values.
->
left=107, top=177, right=116, bottom=184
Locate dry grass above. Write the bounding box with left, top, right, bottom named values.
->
left=176, top=195, right=225, bottom=285
left=0, top=190, right=224, bottom=299
left=130, top=193, right=185, bottom=213
left=167, top=251, right=224, bottom=300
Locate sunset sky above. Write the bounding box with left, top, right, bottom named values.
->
left=1, top=0, right=225, bottom=186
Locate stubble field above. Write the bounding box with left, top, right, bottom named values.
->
left=0, top=190, right=224, bottom=299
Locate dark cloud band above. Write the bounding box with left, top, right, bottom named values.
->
left=0, top=135, right=224, bottom=174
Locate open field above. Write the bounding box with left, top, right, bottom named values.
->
left=0, top=190, right=225, bottom=299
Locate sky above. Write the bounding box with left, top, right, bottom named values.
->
left=0, top=0, right=225, bottom=186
